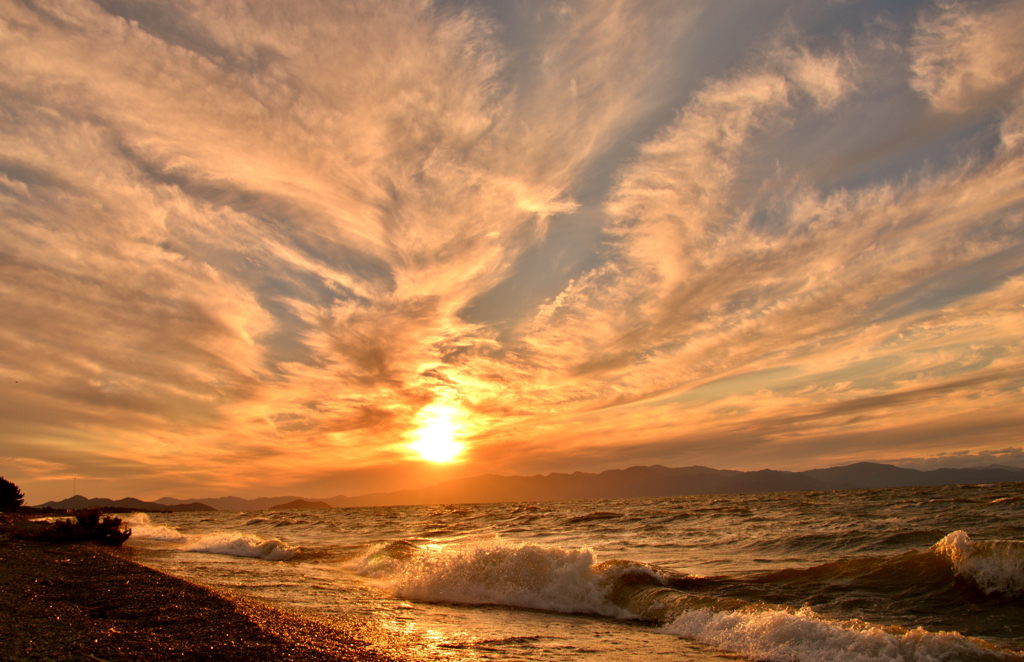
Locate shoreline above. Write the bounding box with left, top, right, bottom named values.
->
left=0, top=537, right=410, bottom=661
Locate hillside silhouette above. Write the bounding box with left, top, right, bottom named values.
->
left=46, top=462, right=1024, bottom=511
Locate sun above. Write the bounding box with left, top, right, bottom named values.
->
left=409, top=406, right=464, bottom=463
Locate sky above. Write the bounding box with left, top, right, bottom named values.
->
left=2, top=0, right=1023, bottom=504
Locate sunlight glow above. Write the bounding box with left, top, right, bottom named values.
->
left=410, top=406, right=464, bottom=463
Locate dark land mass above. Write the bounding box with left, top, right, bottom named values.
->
left=36, top=494, right=214, bottom=513
left=154, top=495, right=308, bottom=511
left=36, top=462, right=1024, bottom=511
left=321, top=462, right=1024, bottom=508
left=0, top=524, right=409, bottom=661
left=269, top=499, right=333, bottom=510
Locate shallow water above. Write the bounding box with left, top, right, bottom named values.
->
left=124, top=482, right=1024, bottom=661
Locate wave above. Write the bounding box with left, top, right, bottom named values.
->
left=355, top=539, right=422, bottom=576
left=563, top=511, right=624, bottom=524
left=121, top=513, right=187, bottom=542
left=665, top=607, right=1018, bottom=662
left=123, top=513, right=298, bottom=560
left=352, top=539, right=667, bottom=618
left=743, top=530, right=1024, bottom=606
left=933, top=531, right=1024, bottom=595
left=183, top=532, right=299, bottom=561
left=349, top=535, right=1024, bottom=660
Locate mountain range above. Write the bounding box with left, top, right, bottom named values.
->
left=36, top=462, right=1024, bottom=511
left=33, top=494, right=215, bottom=512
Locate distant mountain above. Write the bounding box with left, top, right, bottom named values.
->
left=802, top=462, right=1024, bottom=489
left=720, top=469, right=835, bottom=495
left=269, top=499, right=333, bottom=510
left=42, top=462, right=1023, bottom=511
left=154, top=495, right=306, bottom=511
left=322, top=465, right=750, bottom=508
left=980, top=464, right=1024, bottom=472
left=320, top=462, right=1024, bottom=508
left=37, top=495, right=214, bottom=512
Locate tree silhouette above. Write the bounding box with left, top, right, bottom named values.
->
left=35, top=509, right=132, bottom=546
left=0, top=476, right=25, bottom=512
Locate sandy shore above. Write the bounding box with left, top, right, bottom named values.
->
left=0, top=537, right=410, bottom=661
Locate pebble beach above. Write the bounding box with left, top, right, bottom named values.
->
left=0, top=535, right=409, bottom=662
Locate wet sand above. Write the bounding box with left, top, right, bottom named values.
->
left=0, top=538, right=408, bottom=661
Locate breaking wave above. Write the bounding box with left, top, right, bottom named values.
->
left=183, top=532, right=299, bottom=561
left=349, top=535, right=1024, bottom=661
left=933, top=531, right=1024, bottom=595
left=119, top=486, right=1024, bottom=662
left=665, top=607, right=1016, bottom=662
left=123, top=513, right=297, bottom=560
left=353, top=539, right=666, bottom=618
left=121, top=512, right=186, bottom=542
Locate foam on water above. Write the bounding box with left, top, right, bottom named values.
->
left=344, top=535, right=1024, bottom=660
left=121, top=512, right=187, bottom=542
left=183, top=532, right=299, bottom=561
left=121, top=485, right=1024, bottom=661
left=665, top=606, right=1016, bottom=662
left=933, top=531, right=1024, bottom=595
left=123, top=513, right=296, bottom=559
left=354, top=540, right=655, bottom=618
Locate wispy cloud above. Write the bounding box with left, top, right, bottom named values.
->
left=1, top=0, right=1022, bottom=502
left=884, top=446, right=1024, bottom=470
left=910, top=0, right=1024, bottom=114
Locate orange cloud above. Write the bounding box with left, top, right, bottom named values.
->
left=2, top=0, right=1023, bottom=503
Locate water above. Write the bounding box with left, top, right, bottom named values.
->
left=122, top=483, right=1024, bottom=661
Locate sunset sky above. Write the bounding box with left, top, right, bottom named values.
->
left=3, top=0, right=1024, bottom=504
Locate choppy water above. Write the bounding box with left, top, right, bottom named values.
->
left=123, top=482, right=1024, bottom=661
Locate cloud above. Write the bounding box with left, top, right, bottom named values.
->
left=2, top=0, right=1023, bottom=502
left=784, top=47, right=855, bottom=110
left=0, top=0, right=702, bottom=493
left=909, top=0, right=1024, bottom=114
left=884, top=447, right=1024, bottom=470
left=492, top=33, right=1024, bottom=467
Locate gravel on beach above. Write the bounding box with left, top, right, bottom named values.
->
left=0, top=537, right=410, bottom=661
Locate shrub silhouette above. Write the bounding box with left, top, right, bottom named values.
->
left=35, top=509, right=132, bottom=546
left=0, top=476, right=24, bottom=512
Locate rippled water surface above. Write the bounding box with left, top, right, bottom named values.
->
left=125, top=483, right=1024, bottom=661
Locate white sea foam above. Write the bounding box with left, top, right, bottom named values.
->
left=121, top=513, right=297, bottom=559
left=665, top=606, right=1012, bottom=662
left=120, top=512, right=187, bottom=542
left=183, top=532, right=299, bottom=561
left=355, top=540, right=643, bottom=618
left=351, top=535, right=1022, bottom=659
left=933, top=530, right=1024, bottom=595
